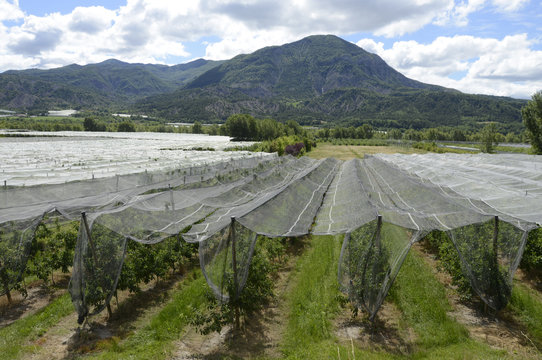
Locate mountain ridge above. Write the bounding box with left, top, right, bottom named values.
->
left=0, top=34, right=526, bottom=131
left=136, top=35, right=524, bottom=131
left=0, top=58, right=223, bottom=110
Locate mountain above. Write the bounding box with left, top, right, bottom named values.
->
left=136, top=35, right=526, bottom=131
left=0, top=58, right=223, bottom=110
left=0, top=35, right=527, bottom=131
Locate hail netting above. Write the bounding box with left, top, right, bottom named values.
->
left=376, top=153, right=542, bottom=225
left=2, top=152, right=541, bottom=323
left=187, top=157, right=339, bottom=300
left=0, top=215, right=45, bottom=298
left=68, top=155, right=282, bottom=319
left=0, top=154, right=278, bottom=318
left=316, top=156, right=536, bottom=319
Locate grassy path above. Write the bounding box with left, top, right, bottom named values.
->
left=0, top=293, right=73, bottom=359
left=281, top=235, right=391, bottom=359
left=508, top=282, right=542, bottom=349
left=85, top=271, right=207, bottom=360
left=391, top=245, right=521, bottom=359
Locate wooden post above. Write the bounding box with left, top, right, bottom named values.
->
left=375, top=215, right=382, bottom=252
left=81, top=212, right=112, bottom=318
left=81, top=212, right=98, bottom=266
left=231, top=216, right=240, bottom=331
left=0, top=260, right=12, bottom=304
left=3, top=180, right=6, bottom=190
left=493, top=216, right=499, bottom=268
left=169, top=184, right=175, bottom=211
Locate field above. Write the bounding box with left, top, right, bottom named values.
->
left=1, top=143, right=542, bottom=359
left=309, top=143, right=426, bottom=160
left=0, top=131, right=258, bottom=186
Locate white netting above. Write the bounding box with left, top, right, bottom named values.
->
left=1, top=152, right=540, bottom=322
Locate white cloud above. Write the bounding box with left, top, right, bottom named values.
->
left=0, top=0, right=539, bottom=98
left=0, top=0, right=481, bottom=70
left=356, top=33, right=542, bottom=98
left=0, top=0, right=23, bottom=22
left=69, top=6, right=115, bottom=34
left=491, top=0, right=529, bottom=12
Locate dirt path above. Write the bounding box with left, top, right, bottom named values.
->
left=20, top=272, right=188, bottom=360
left=411, top=242, right=540, bottom=358
left=334, top=300, right=416, bottom=357
left=0, top=274, right=70, bottom=329
left=172, top=245, right=302, bottom=359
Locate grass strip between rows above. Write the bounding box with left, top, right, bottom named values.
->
left=508, top=282, right=542, bottom=348
left=87, top=270, right=207, bottom=360
left=0, top=292, right=73, bottom=359
left=281, top=235, right=391, bottom=359
left=391, top=248, right=509, bottom=359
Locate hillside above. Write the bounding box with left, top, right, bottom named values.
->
left=0, top=34, right=527, bottom=131
left=136, top=35, right=526, bottom=131
left=0, top=58, right=222, bottom=110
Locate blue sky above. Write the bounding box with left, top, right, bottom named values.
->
left=1, top=0, right=541, bottom=98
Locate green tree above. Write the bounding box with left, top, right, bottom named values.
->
left=387, top=128, right=402, bottom=140
left=117, top=121, right=136, bottom=132
left=481, top=123, right=498, bottom=153
left=522, top=90, right=542, bottom=154
left=83, top=117, right=97, bottom=131
left=83, top=117, right=106, bottom=131
left=192, top=121, right=203, bottom=134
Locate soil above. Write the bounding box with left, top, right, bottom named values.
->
left=172, top=239, right=306, bottom=359
left=411, top=242, right=541, bottom=358
left=334, top=301, right=416, bottom=356
left=20, top=271, right=188, bottom=360
left=0, top=274, right=70, bottom=329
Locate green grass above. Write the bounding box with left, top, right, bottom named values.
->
left=508, top=282, right=542, bottom=347
left=0, top=293, right=73, bottom=359
left=281, top=235, right=392, bottom=359
left=390, top=248, right=509, bottom=359
left=87, top=270, right=208, bottom=360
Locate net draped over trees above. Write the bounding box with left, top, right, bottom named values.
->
left=1, top=153, right=541, bottom=322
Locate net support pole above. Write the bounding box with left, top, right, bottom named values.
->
left=0, top=259, right=12, bottom=304
left=82, top=212, right=113, bottom=318
left=169, top=184, right=175, bottom=211
left=375, top=215, right=382, bottom=251
left=493, top=216, right=499, bottom=267
left=369, top=214, right=383, bottom=323
left=230, top=216, right=240, bottom=330
left=81, top=212, right=98, bottom=266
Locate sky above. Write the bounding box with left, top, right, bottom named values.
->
left=0, top=0, right=541, bottom=99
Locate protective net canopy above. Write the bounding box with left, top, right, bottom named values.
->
left=1, top=152, right=541, bottom=322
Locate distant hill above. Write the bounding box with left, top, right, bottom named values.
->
left=136, top=35, right=526, bottom=131
left=0, top=58, right=222, bottom=110
left=0, top=35, right=527, bottom=131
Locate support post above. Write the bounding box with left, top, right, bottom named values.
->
left=81, top=212, right=112, bottom=318
left=0, top=260, right=12, bottom=304
left=493, top=216, right=499, bottom=267
left=116, top=175, right=119, bottom=192
left=375, top=215, right=382, bottom=251
left=169, top=184, right=175, bottom=211
left=81, top=212, right=98, bottom=266
left=230, top=216, right=240, bottom=331
left=3, top=180, right=6, bottom=190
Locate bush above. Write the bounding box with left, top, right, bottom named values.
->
left=285, top=142, right=305, bottom=156
left=191, top=236, right=288, bottom=334
left=424, top=231, right=473, bottom=300
left=520, top=228, right=542, bottom=274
